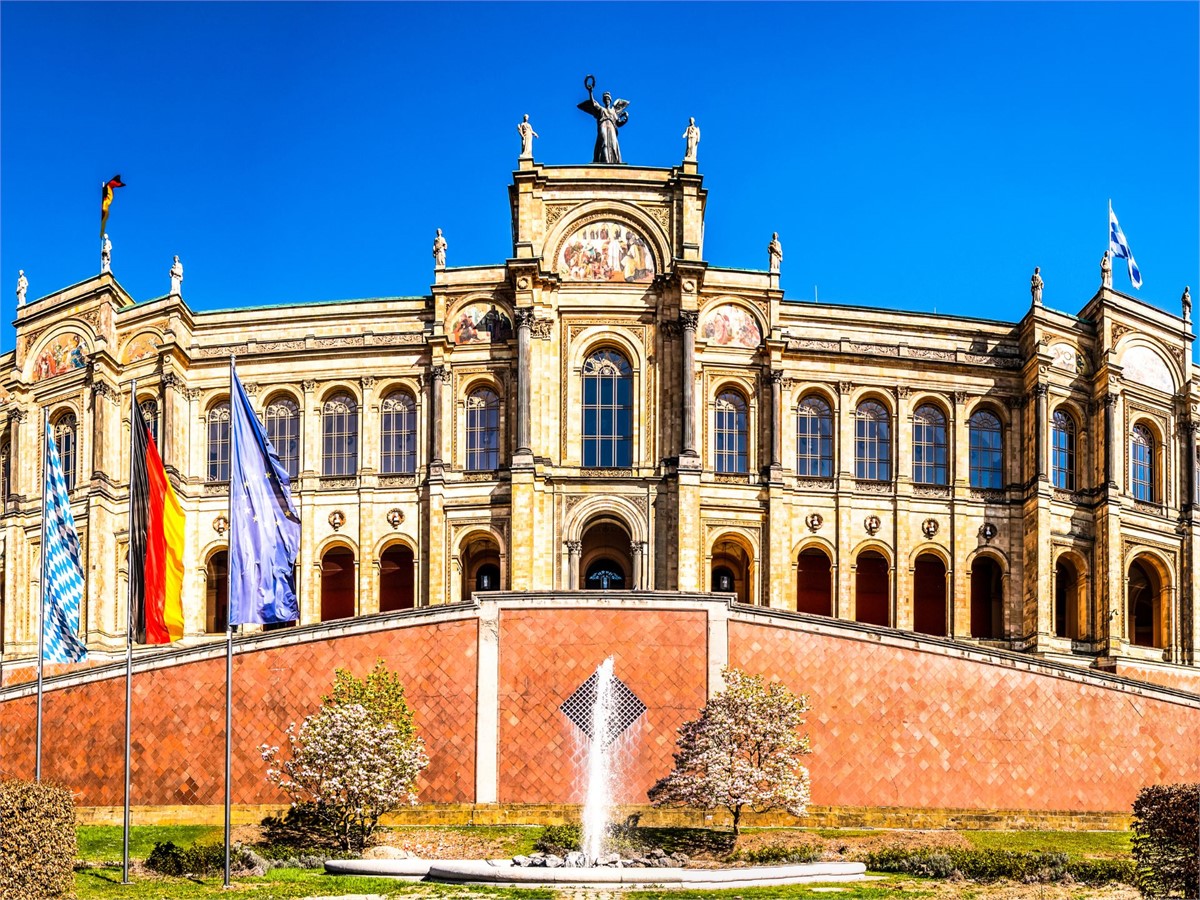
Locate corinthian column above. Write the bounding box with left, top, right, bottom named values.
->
left=681, top=311, right=699, bottom=457
left=567, top=540, right=582, bottom=589
left=429, top=365, right=448, bottom=471
left=770, top=369, right=784, bottom=470
left=515, top=309, right=534, bottom=456
left=1034, top=384, right=1048, bottom=481
left=1104, top=393, right=1120, bottom=487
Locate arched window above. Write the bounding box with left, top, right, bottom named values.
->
left=139, top=398, right=159, bottom=445
left=714, top=391, right=748, bottom=474
left=1051, top=410, right=1076, bottom=491
left=381, top=391, right=417, bottom=475
left=855, top=400, right=891, bottom=481
left=585, top=559, right=626, bottom=590
left=206, top=401, right=231, bottom=482
left=796, top=395, right=833, bottom=478
left=912, top=404, right=948, bottom=485
left=322, top=393, right=358, bottom=476
left=1130, top=424, right=1155, bottom=502
left=54, top=413, right=78, bottom=491
left=205, top=550, right=229, bottom=633
left=968, top=410, right=1004, bottom=489
left=265, top=396, right=301, bottom=480
left=581, top=349, right=633, bottom=467
left=466, top=388, right=500, bottom=471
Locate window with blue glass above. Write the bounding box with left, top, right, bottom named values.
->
left=1130, top=424, right=1155, bottom=502
left=912, top=404, right=949, bottom=485
left=581, top=350, right=632, bottom=467
left=381, top=391, right=417, bottom=474
left=968, top=409, right=1004, bottom=489
left=265, top=395, right=301, bottom=479
left=714, top=390, right=748, bottom=474
left=855, top=400, right=891, bottom=481
left=139, top=398, right=160, bottom=445
left=466, top=388, right=500, bottom=471
left=206, top=401, right=230, bottom=483
left=1051, top=410, right=1076, bottom=491
left=322, top=393, right=359, bottom=476
left=796, top=395, right=833, bottom=478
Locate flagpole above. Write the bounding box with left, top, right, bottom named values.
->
left=122, top=380, right=137, bottom=885
left=35, top=408, right=48, bottom=782
left=223, top=355, right=235, bottom=888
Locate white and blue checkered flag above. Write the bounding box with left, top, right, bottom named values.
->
left=42, top=422, right=88, bottom=663
left=1109, top=204, right=1143, bottom=290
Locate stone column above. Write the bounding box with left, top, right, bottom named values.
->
left=7, top=410, right=23, bottom=498
left=1104, top=393, right=1119, bottom=487
left=429, top=365, right=448, bottom=472
left=566, top=540, right=581, bottom=589
left=515, top=309, right=533, bottom=457
left=769, top=369, right=783, bottom=470
left=630, top=541, right=644, bottom=590
left=1182, top=420, right=1197, bottom=516
left=1034, top=384, right=1049, bottom=481
left=680, top=311, right=699, bottom=458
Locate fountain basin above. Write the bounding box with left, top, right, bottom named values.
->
left=326, top=858, right=868, bottom=888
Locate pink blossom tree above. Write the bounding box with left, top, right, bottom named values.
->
left=648, top=667, right=811, bottom=835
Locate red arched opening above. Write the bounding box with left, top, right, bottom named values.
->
left=970, top=557, right=1003, bottom=639
left=205, top=551, right=229, bottom=633
left=855, top=551, right=889, bottom=627
left=380, top=544, right=415, bottom=612
left=1127, top=559, right=1163, bottom=649
left=796, top=548, right=832, bottom=616
left=321, top=547, right=356, bottom=621
left=913, top=553, right=946, bottom=636
left=1055, top=557, right=1083, bottom=640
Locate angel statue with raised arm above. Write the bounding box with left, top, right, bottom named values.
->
left=577, top=75, right=629, bottom=164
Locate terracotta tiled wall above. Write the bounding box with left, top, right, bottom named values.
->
left=728, top=621, right=1200, bottom=812
left=496, top=608, right=708, bottom=804
left=0, top=619, right=477, bottom=805
left=1100, top=660, right=1200, bottom=695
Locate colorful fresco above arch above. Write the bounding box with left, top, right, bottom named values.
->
left=701, top=304, right=762, bottom=349
left=32, top=333, right=89, bottom=382
left=122, top=332, right=160, bottom=364
left=1121, top=345, right=1174, bottom=394
left=557, top=220, right=655, bottom=283
left=449, top=303, right=513, bottom=345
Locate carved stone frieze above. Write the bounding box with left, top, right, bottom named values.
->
left=301, top=380, right=318, bottom=393
left=796, top=477, right=835, bottom=490
left=203, top=482, right=229, bottom=496
left=643, top=204, right=671, bottom=233
left=790, top=338, right=839, bottom=352
left=914, top=485, right=951, bottom=498
left=463, top=471, right=499, bottom=482
left=374, top=334, right=426, bottom=345
left=379, top=475, right=417, bottom=487
left=856, top=480, right=893, bottom=494
left=531, top=318, right=554, bottom=340
left=970, top=488, right=1007, bottom=503
left=320, top=477, right=358, bottom=490
left=909, top=347, right=955, bottom=361
left=544, top=203, right=577, bottom=228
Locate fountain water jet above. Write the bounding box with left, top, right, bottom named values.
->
left=580, top=656, right=618, bottom=863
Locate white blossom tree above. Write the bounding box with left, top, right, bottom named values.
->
left=648, top=667, right=811, bottom=835
left=261, top=662, right=429, bottom=851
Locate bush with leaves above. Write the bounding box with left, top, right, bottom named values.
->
left=1132, top=782, right=1199, bottom=898
left=261, top=660, right=429, bottom=853
left=648, top=667, right=811, bottom=835
left=534, top=824, right=583, bottom=855
left=0, top=779, right=76, bottom=900
left=865, top=847, right=1134, bottom=886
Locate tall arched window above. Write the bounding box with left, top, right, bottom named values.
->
left=466, top=388, right=500, bottom=471
left=322, top=393, right=358, bottom=476
left=139, top=398, right=160, bottom=445
left=796, top=395, right=833, bottom=478
left=855, top=400, right=891, bottom=481
left=581, top=349, right=633, bottom=467
left=912, top=404, right=948, bottom=485
left=381, top=391, right=417, bottom=475
left=1130, top=424, right=1155, bottom=502
left=54, top=413, right=78, bottom=491
left=1051, top=410, right=1076, bottom=491
left=207, top=401, right=231, bottom=482
left=968, top=409, right=1004, bottom=489
left=714, top=390, right=748, bottom=474
left=265, top=396, right=301, bottom=479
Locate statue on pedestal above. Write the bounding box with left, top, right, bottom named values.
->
left=433, top=229, right=447, bottom=268
left=16, top=269, right=28, bottom=306
left=169, top=255, right=183, bottom=296
left=1031, top=267, right=1043, bottom=306
left=101, top=234, right=112, bottom=274
left=682, top=117, right=700, bottom=161
left=1100, top=250, right=1112, bottom=288
left=517, top=114, right=539, bottom=159
left=1183, top=286, right=1192, bottom=323
left=768, top=232, right=783, bottom=273
left=577, top=75, right=629, bottom=164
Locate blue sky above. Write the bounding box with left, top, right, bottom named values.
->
left=2, top=2, right=1197, bottom=356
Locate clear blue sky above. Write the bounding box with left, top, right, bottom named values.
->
left=2, top=2, right=1197, bottom=357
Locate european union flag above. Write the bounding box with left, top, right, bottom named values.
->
left=42, top=422, right=88, bottom=662
left=228, top=359, right=301, bottom=626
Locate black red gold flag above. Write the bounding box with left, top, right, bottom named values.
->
left=100, top=175, right=126, bottom=237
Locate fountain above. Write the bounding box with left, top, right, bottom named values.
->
left=580, top=656, right=619, bottom=864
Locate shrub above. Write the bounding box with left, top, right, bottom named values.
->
left=1071, top=858, right=1137, bottom=886
left=864, top=847, right=1135, bottom=885
left=728, top=844, right=821, bottom=865
left=145, top=840, right=259, bottom=877
left=261, top=801, right=339, bottom=850
left=0, top=779, right=77, bottom=900
left=534, top=824, right=582, bottom=855
left=1132, top=783, right=1200, bottom=898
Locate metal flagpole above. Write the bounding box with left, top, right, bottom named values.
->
left=122, top=380, right=137, bottom=884
left=35, top=407, right=48, bottom=782
left=223, top=355, right=235, bottom=888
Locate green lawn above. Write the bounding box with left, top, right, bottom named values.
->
left=76, top=825, right=224, bottom=862
left=961, top=829, right=1132, bottom=858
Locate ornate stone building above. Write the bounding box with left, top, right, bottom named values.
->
left=2, top=154, right=1197, bottom=684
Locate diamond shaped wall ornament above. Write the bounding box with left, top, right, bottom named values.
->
left=560, top=670, right=646, bottom=748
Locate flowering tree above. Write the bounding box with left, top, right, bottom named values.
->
left=261, top=661, right=429, bottom=852
left=648, top=667, right=811, bottom=835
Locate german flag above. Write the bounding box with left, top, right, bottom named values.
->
left=100, top=175, right=126, bottom=237
left=129, top=402, right=185, bottom=644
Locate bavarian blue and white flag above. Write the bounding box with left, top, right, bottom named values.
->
left=1109, top=204, right=1143, bottom=290
left=42, top=423, right=88, bottom=663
